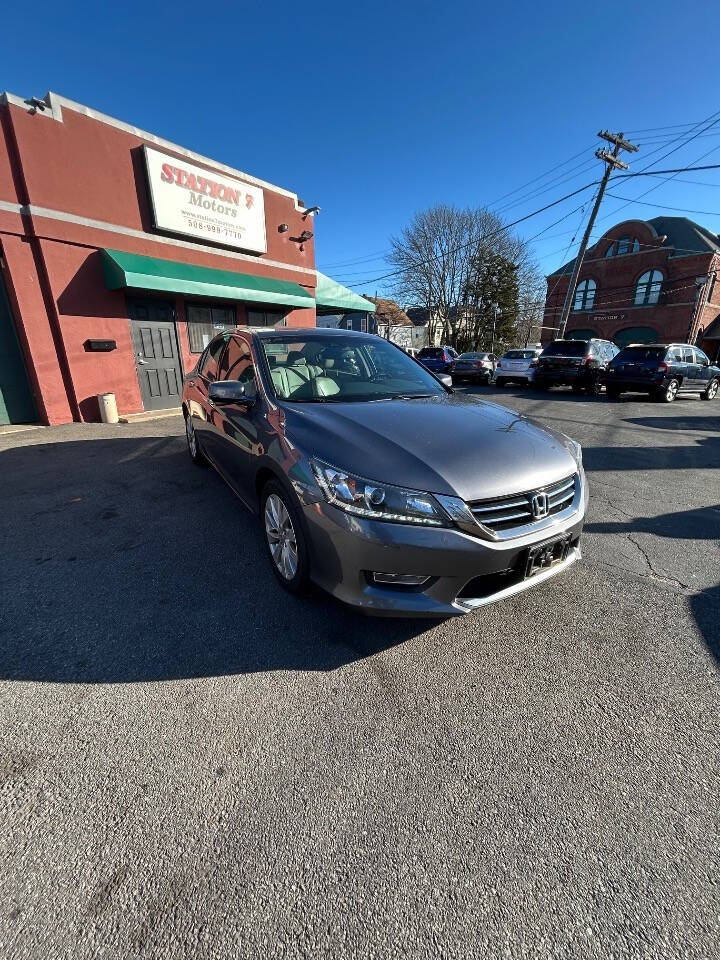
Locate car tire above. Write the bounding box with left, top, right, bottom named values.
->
left=261, top=479, right=310, bottom=595
left=658, top=378, right=679, bottom=403
left=586, top=379, right=603, bottom=396
left=496, top=377, right=507, bottom=387
left=606, top=386, right=621, bottom=400
left=701, top=377, right=719, bottom=401
left=184, top=411, right=207, bottom=466
left=571, top=383, right=584, bottom=394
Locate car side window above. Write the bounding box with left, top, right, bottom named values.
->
left=695, top=348, right=709, bottom=367
left=668, top=348, right=683, bottom=362
left=199, top=336, right=228, bottom=383
left=218, top=337, right=257, bottom=392
left=682, top=348, right=694, bottom=363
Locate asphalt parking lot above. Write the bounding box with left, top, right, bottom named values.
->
left=1, top=387, right=719, bottom=960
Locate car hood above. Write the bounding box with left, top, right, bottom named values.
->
left=283, top=394, right=578, bottom=501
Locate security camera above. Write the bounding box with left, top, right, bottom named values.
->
left=25, top=96, right=47, bottom=113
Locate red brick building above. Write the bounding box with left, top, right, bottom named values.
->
left=543, top=217, right=720, bottom=362
left=0, top=90, right=372, bottom=426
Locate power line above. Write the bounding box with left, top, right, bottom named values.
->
left=604, top=193, right=720, bottom=217
left=345, top=179, right=601, bottom=290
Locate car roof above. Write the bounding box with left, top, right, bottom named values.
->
left=250, top=326, right=373, bottom=340
left=621, top=342, right=688, bottom=349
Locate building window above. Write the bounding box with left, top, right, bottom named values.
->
left=187, top=303, right=236, bottom=353
left=631, top=238, right=640, bottom=253
left=634, top=270, right=663, bottom=306
left=246, top=309, right=287, bottom=328
left=616, top=236, right=631, bottom=255
left=573, top=278, right=596, bottom=311
left=605, top=242, right=616, bottom=258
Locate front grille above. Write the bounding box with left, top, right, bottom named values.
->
left=468, top=474, right=577, bottom=532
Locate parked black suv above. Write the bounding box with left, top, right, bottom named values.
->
left=605, top=343, right=720, bottom=402
left=534, top=338, right=619, bottom=395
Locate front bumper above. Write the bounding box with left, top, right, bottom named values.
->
left=300, top=470, right=587, bottom=616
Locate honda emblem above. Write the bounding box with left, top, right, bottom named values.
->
left=531, top=491, right=549, bottom=519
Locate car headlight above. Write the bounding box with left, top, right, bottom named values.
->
left=310, top=459, right=448, bottom=526
left=568, top=438, right=583, bottom=469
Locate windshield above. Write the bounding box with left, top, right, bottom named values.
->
left=503, top=350, right=536, bottom=360
left=260, top=335, right=448, bottom=402
left=541, top=341, right=588, bottom=357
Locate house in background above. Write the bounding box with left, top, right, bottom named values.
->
left=370, top=298, right=428, bottom=350
left=543, top=217, right=720, bottom=361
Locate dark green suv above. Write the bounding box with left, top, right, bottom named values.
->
left=605, top=343, right=720, bottom=403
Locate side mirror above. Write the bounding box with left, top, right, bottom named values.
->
left=209, top=380, right=255, bottom=405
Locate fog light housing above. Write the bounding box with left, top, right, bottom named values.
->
left=372, top=572, right=430, bottom=586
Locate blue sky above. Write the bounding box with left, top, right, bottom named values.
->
left=3, top=0, right=719, bottom=296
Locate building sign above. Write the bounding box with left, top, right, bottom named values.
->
left=592, top=313, right=626, bottom=324
left=144, top=146, right=266, bottom=254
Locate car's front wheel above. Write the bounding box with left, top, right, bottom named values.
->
left=496, top=377, right=507, bottom=387
left=701, top=377, right=718, bottom=401
left=184, top=412, right=206, bottom=466
left=261, top=480, right=310, bottom=594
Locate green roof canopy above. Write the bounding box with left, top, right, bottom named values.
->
left=101, top=248, right=315, bottom=309
left=315, top=271, right=376, bottom=315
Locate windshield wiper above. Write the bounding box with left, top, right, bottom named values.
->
left=392, top=393, right=438, bottom=400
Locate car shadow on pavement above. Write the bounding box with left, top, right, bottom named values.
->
left=583, top=434, right=720, bottom=472
left=584, top=504, right=720, bottom=541
left=689, top=584, right=720, bottom=663
left=623, top=415, right=720, bottom=433
left=0, top=437, right=439, bottom=683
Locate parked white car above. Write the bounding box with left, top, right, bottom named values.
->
left=495, top=347, right=543, bottom=386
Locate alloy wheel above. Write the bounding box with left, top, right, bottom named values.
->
left=264, top=493, right=298, bottom=581
left=707, top=379, right=718, bottom=400
left=665, top=380, right=679, bottom=402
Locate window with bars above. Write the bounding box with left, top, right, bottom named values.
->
left=246, top=309, right=287, bottom=328
left=187, top=303, right=237, bottom=353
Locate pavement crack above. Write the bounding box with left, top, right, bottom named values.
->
left=626, top=532, right=692, bottom=592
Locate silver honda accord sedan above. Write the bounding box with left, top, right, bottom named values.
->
left=182, top=327, right=587, bottom=616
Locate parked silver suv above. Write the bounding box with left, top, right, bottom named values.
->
left=182, top=329, right=587, bottom=616
left=495, top=347, right=543, bottom=386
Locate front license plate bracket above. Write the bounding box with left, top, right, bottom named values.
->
left=524, top=534, right=572, bottom=578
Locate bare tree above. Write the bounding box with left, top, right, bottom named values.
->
left=387, top=204, right=542, bottom=350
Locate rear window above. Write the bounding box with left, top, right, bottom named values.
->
left=541, top=341, right=587, bottom=357
left=419, top=348, right=444, bottom=358
left=459, top=352, right=488, bottom=359
left=614, top=346, right=667, bottom=362
left=504, top=350, right=536, bottom=360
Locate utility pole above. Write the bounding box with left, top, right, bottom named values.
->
left=556, top=131, right=638, bottom=339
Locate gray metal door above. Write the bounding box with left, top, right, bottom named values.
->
left=128, top=299, right=182, bottom=411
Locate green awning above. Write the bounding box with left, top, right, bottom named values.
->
left=315, top=271, right=376, bottom=315
left=101, top=248, right=315, bottom=309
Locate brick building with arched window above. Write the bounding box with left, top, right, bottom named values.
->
left=542, top=217, right=720, bottom=363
